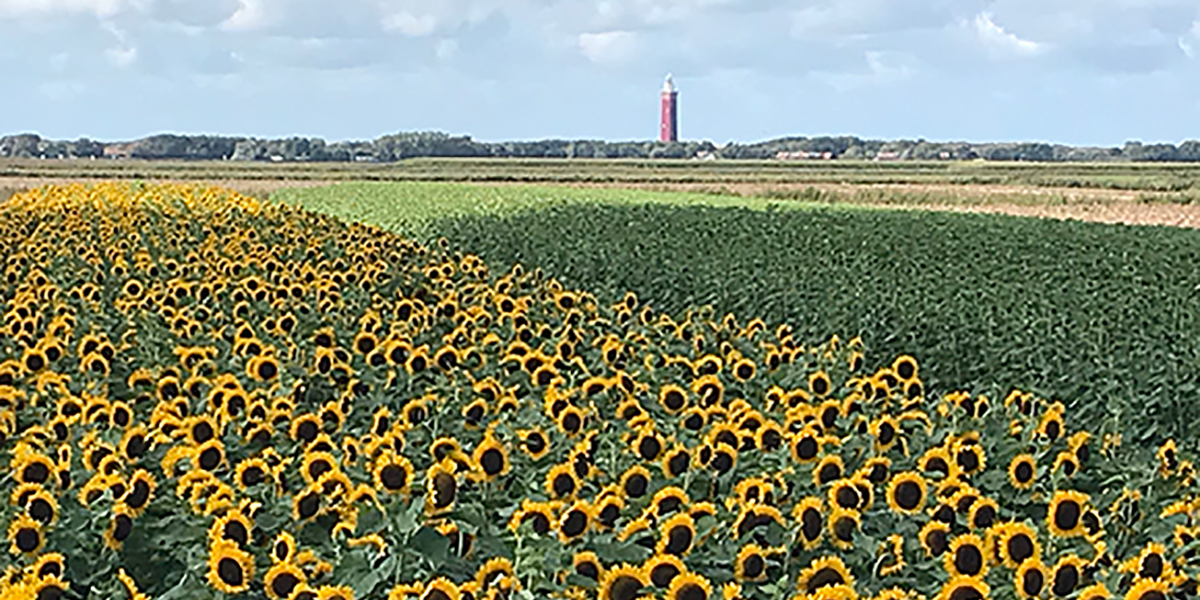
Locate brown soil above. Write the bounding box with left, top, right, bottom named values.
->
left=3, top=177, right=1199, bottom=229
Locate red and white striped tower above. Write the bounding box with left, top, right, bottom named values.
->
left=659, top=74, right=678, bottom=142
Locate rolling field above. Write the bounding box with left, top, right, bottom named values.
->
left=5, top=157, right=1200, bottom=193
left=279, top=182, right=1200, bottom=448
left=0, top=182, right=1196, bottom=600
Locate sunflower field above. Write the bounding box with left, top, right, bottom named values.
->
left=0, top=183, right=1197, bottom=600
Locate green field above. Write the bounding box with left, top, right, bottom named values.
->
left=280, top=181, right=1200, bottom=446
left=7, top=156, right=1200, bottom=192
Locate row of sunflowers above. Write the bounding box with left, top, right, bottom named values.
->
left=0, top=183, right=1194, bottom=600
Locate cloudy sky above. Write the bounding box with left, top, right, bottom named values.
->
left=1, top=0, right=1199, bottom=146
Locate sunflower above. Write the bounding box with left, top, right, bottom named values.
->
left=426, top=460, right=459, bottom=513
left=813, top=455, right=844, bottom=487
left=953, top=443, right=986, bottom=476
left=599, top=564, right=646, bottom=600
left=235, top=458, right=271, bottom=489
left=651, top=486, right=689, bottom=518
left=373, top=452, right=414, bottom=493
left=510, top=500, right=555, bottom=535
left=790, top=428, right=823, bottom=464
left=1047, top=490, right=1089, bottom=537
left=668, top=573, right=713, bottom=600
left=793, top=497, right=825, bottom=549
left=264, top=561, right=307, bottom=600
left=997, top=523, right=1040, bottom=568
left=518, top=428, right=550, bottom=460
left=318, top=585, right=356, bottom=600
left=472, top=434, right=510, bottom=480
left=809, top=371, right=832, bottom=397
left=594, top=494, right=625, bottom=530
left=731, top=358, right=756, bottom=382
left=658, top=513, right=696, bottom=556
left=557, top=406, right=586, bottom=436
left=7, top=514, right=42, bottom=555
left=272, top=531, right=297, bottom=563
left=631, top=427, right=665, bottom=462
left=1050, top=555, right=1085, bottom=598
left=620, top=465, right=652, bottom=499
left=828, top=507, right=860, bottom=550
left=936, top=576, right=988, bottom=600
left=735, top=543, right=768, bottom=582
left=545, top=463, right=580, bottom=499
left=886, top=472, right=927, bottom=514
left=207, top=539, right=254, bottom=594
left=1124, top=579, right=1169, bottom=600
left=945, top=534, right=988, bottom=578
left=422, top=578, right=460, bottom=600
left=210, top=509, right=253, bottom=547
left=573, top=551, right=605, bottom=582
left=22, top=487, right=59, bottom=525
left=1008, top=454, right=1036, bottom=490
left=643, top=554, right=685, bottom=588
left=798, top=556, right=854, bottom=595
left=555, top=501, right=592, bottom=543
left=1079, top=583, right=1111, bottom=600
left=1014, top=559, right=1047, bottom=599
left=659, top=384, right=689, bottom=415
left=869, top=416, right=900, bottom=452
left=1037, top=409, right=1065, bottom=442
left=920, top=521, right=951, bottom=558
left=662, top=445, right=691, bottom=479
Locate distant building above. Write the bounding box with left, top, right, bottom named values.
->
left=660, top=74, right=678, bottom=142
left=774, top=150, right=833, bottom=160
left=873, top=151, right=901, bottom=161
left=103, top=143, right=134, bottom=159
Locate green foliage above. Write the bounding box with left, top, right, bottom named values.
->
left=286, top=183, right=1200, bottom=447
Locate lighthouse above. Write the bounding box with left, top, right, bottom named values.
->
left=659, top=74, right=678, bottom=142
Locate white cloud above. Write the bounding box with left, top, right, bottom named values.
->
left=381, top=11, right=436, bottom=36
left=973, top=12, right=1044, bottom=59
left=1181, top=20, right=1200, bottom=58
left=219, top=0, right=266, bottom=32
left=101, top=20, right=136, bottom=66
left=578, top=30, right=636, bottom=64
left=0, top=0, right=137, bottom=18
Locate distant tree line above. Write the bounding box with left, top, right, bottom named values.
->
left=3, top=131, right=1200, bottom=162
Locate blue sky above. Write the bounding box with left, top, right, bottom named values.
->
left=1, top=0, right=1199, bottom=146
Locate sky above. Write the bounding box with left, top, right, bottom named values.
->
left=1, top=0, right=1200, bottom=146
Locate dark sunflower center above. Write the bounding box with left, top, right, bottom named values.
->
left=625, top=475, right=648, bottom=498
left=797, top=437, right=818, bottom=460
left=433, top=473, right=457, bottom=508
left=576, top=561, right=600, bottom=581
left=835, top=486, right=859, bottom=509
left=609, top=575, right=643, bottom=600
left=553, top=473, right=576, bottom=497
left=1053, top=565, right=1079, bottom=597
left=480, top=449, right=505, bottom=476
left=650, top=564, right=679, bottom=587
left=895, top=480, right=922, bottom=511
left=676, top=582, right=707, bottom=600
left=948, top=584, right=983, bottom=600
left=221, top=519, right=248, bottom=545
left=526, top=434, right=546, bottom=454
left=380, top=465, right=408, bottom=490
left=298, top=493, right=320, bottom=518
left=1054, top=499, right=1081, bottom=532
left=743, top=554, right=765, bottom=578
left=29, top=499, right=54, bottom=524
left=955, top=544, right=983, bottom=575
left=218, top=557, right=244, bottom=587
left=926, top=529, right=948, bottom=556
left=1141, top=554, right=1164, bottom=580
left=1022, top=568, right=1044, bottom=597
left=271, top=572, right=299, bottom=598
left=562, top=510, right=587, bottom=537
left=664, top=390, right=685, bottom=410
left=1008, top=533, right=1034, bottom=563
left=818, top=463, right=841, bottom=484
left=15, top=528, right=40, bottom=552
left=639, top=436, right=662, bottom=461
left=1015, top=461, right=1033, bottom=483
left=833, top=516, right=855, bottom=542
left=801, top=508, right=823, bottom=542
left=806, top=568, right=844, bottom=592
left=665, top=525, right=694, bottom=555
left=879, top=423, right=895, bottom=445
left=22, top=463, right=49, bottom=484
